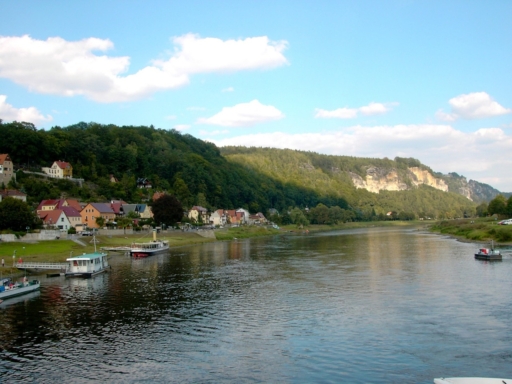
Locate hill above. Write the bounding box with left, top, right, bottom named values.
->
left=0, top=121, right=499, bottom=219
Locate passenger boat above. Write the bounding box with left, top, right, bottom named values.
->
left=130, top=230, right=169, bottom=258
left=434, top=378, right=512, bottom=384
left=65, top=233, right=110, bottom=277
left=65, top=251, right=110, bottom=277
left=0, top=277, right=40, bottom=302
left=475, top=240, right=502, bottom=261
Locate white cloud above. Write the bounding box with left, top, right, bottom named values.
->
left=0, top=34, right=288, bottom=103
left=437, top=92, right=511, bottom=121
left=0, top=95, right=52, bottom=125
left=173, top=124, right=190, bottom=131
left=315, top=102, right=396, bottom=119
left=197, top=100, right=284, bottom=127
left=315, top=107, right=358, bottom=119
left=222, top=87, right=234, bottom=92
left=210, top=124, right=512, bottom=191
left=199, top=129, right=230, bottom=136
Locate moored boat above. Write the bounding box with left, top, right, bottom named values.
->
left=130, top=229, right=169, bottom=258
left=65, top=251, right=109, bottom=277
left=0, top=278, right=40, bottom=302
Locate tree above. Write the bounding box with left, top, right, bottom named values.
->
left=0, top=197, right=37, bottom=231
left=488, top=195, right=507, bottom=216
left=152, top=194, right=184, bottom=226
left=95, top=216, right=105, bottom=228
left=475, top=202, right=488, bottom=217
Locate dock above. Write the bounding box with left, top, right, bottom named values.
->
left=15, top=262, right=68, bottom=271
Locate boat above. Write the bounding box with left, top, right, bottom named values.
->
left=65, top=232, right=110, bottom=277
left=434, top=378, right=512, bottom=384
left=0, top=277, right=40, bottom=302
left=475, top=240, right=502, bottom=261
left=65, top=251, right=110, bottom=277
left=130, top=229, right=169, bottom=258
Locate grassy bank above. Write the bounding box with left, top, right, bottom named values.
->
left=429, top=217, right=512, bottom=244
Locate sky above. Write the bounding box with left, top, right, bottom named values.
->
left=1, top=1, right=511, bottom=191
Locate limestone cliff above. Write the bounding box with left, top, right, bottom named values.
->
left=349, top=165, right=499, bottom=202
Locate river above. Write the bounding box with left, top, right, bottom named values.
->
left=1, top=227, right=511, bottom=383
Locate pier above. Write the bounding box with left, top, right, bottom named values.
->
left=16, top=262, right=68, bottom=271
left=100, top=246, right=130, bottom=253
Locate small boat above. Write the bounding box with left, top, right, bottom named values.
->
left=475, top=240, right=502, bottom=261
left=0, top=277, right=40, bottom=302
left=434, top=378, right=512, bottom=384
left=130, top=229, right=169, bottom=258
left=65, top=251, right=110, bottom=277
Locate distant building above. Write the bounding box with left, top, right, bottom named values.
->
left=0, top=154, right=15, bottom=186
left=0, top=189, right=26, bottom=203
left=42, top=160, right=73, bottom=179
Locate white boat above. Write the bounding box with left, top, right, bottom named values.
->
left=65, top=251, right=109, bottom=277
left=130, top=230, right=169, bottom=258
left=0, top=278, right=40, bottom=302
left=434, top=378, right=512, bottom=384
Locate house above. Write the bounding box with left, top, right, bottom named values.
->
left=152, top=192, right=166, bottom=201
left=225, top=210, right=244, bottom=226
left=248, top=212, right=267, bottom=225
left=42, top=160, right=73, bottom=179
left=188, top=206, right=209, bottom=223
left=121, top=203, right=139, bottom=217
left=38, top=209, right=72, bottom=231
left=236, top=208, right=250, bottom=224
left=109, top=174, right=118, bottom=183
left=136, top=178, right=152, bottom=189
left=0, top=154, right=15, bottom=186
left=209, top=209, right=227, bottom=226
left=80, top=203, right=116, bottom=228
left=138, top=204, right=153, bottom=219
left=61, top=206, right=82, bottom=229
left=0, top=189, right=27, bottom=203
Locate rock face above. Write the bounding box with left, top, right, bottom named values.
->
left=350, top=166, right=448, bottom=194
left=348, top=166, right=501, bottom=202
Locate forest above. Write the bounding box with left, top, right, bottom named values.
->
left=0, top=120, right=479, bottom=221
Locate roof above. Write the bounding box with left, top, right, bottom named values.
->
left=67, top=252, right=106, bottom=261
left=37, top=198, right=83, bottom=211
left=0, top=189, right=26, bottom=198
left=39, top=209, right=65, bottom=224
left=110, top=202, right=122, bottom=214
left=90, top=203, right=115, bottom=214
left=191, top=205, right=208, bottom=212
left=61, top=206, right=81, bottom=218
left=54, top=160, right=71, bottom=169
left=0, top=154, right=12, bottom=164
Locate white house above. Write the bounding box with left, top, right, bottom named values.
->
left=209, top=209, right=227, bottom=226
left=42, top=160, right=73, bottom=179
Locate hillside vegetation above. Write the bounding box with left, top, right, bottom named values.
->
left=0, top=121, right=479, bottom=219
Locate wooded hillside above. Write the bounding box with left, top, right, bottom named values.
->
left=1, top=121, right=479, bottom=219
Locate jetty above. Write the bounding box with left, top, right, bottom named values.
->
left=15, top=262, right=67, bottom=271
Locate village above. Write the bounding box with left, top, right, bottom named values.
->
left=0, top=153, right=270, bottom=240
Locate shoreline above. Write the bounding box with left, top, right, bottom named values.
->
left=0, top=221, right=437, bottom=276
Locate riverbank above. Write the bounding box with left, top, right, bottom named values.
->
left=0, top=221, right=423, bottom=276
left=429, top=217, right=512, bottom=246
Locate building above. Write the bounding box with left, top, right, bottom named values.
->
left=0, top=189, right=26, bottom=203
left=42, top=160, right=73, bottom=179
left=0, top=154, right=15, bottom=186
left=80, top=203, right=116, bottom=228
left=188, top=206, right=209, bottom=223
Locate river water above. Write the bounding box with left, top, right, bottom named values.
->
left=1, top=227, right=511, bottom=383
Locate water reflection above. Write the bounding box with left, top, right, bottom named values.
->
left=1, top=227, right=511, bottom=383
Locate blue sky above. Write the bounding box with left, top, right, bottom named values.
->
left=1, top=1, right=512, bottom=191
